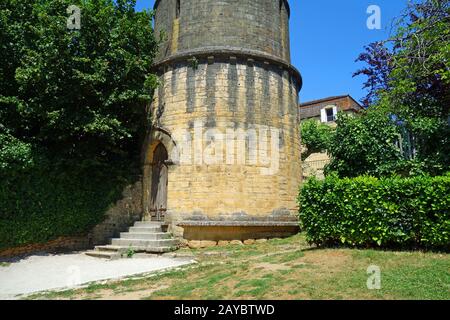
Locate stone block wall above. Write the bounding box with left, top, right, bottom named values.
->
left=0, top=236, right=89, bottom=259
left=154, top=0, right=291, bottom=63
left=146, top=55, right=302, bottom=230
left=87, top=180, right=143, bottom=245
left=144, top=0, right=302, bottom=240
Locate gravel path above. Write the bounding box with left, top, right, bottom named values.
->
left=0, top=252, right=194, bottom=300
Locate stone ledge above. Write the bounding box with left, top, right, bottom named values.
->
left=176, top=221, right=300, bottom=241
left=153, top=0, right=291, bottom=17
left=153, top=46, right=302, bottom=90
left=177, top=221, right=299, bottom=227
left=0, top=236, right=90, bottom=259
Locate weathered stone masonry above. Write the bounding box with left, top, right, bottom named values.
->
left=144, top=0, right=302, bottom=240
left=154, top=0, right=291, bottom=63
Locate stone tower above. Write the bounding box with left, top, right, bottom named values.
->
left=143, top=0, right=302, bottom=240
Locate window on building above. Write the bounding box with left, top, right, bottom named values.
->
left=326, top=108, right=335, bottom=122
left=320, top=105, right=337, bottom=123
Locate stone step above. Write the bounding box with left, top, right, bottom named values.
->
left=85, top=250, right=121, bottom=260
left=85, top=219, right=179, bottom=259
left=94, top=245, right=124, bottom=252
left=128, top=226, right=162, bottom=233
left=145, top=246, right=178, bottom=253
left=134, top=221, right=164, bottom=227
left=98, top=245, right=177, bottom=254
left=111, top=238, right=178, bottom=247
left=120, top=232, right=169, bottom=240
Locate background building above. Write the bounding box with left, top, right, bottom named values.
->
left=299, top=95, right=362, bottom=179
left=299, top=95, right=362, bottom=125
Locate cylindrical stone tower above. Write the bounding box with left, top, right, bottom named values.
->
left=143, top=0, right=302, bottom=240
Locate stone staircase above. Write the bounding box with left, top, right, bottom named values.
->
left=85, top=221, right=179, bottom=259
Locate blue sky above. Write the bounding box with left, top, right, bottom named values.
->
left=135, top=0, right=408, bottom=103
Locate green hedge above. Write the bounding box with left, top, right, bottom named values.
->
left=0, top=160, right=138, bottom=251
left=298, top=175, right=450, bottom=250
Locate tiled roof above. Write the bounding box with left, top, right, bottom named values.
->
left=299, top=95, right=362, bottom=119
left=300, top=95, right=349, bottom=107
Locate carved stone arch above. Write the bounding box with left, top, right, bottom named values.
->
left=142, top=127, right=177, bottom=220
left=142, top=127, right=177, bottom=166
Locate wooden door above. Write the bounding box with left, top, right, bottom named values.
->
left=149, top=143, right=168, bottom=221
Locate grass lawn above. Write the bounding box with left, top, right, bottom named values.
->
left=27, top=233, right=450, bottom=300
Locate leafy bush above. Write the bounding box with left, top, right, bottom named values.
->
left=0, top=0, right=157, bottom=250
left=300, top=119, right=334, bottom=160
left=0, top=156, right=139, bottom=251
left=354, top=0, right=450, bottom=174
left=0, top=132, right=34, bottom=171
left=298, top=175, right=450, bottom=250
left=325, top=110, right=405, bottom=178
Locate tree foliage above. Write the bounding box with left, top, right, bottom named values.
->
left=300, top=119, right=334, bottom=160
left=325, top=110, right=406, bottom=178
left=353, top=42, right=393, bottom=108
left=354, top=0, right=450, bottom=175
left=0, top=0, right=159, bottom=249
left=0, top=0, right=159, bottom=169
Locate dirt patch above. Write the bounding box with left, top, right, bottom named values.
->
left=302, top=250, right=351, bottom=269
left=99, top=285, right=170, bottom=300
left=252, top=262, right=291, bottom=272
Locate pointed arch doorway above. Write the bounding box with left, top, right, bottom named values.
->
left=143, top=128, right=176, bottom=222
left=149, top=143, right=168, bottom=221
